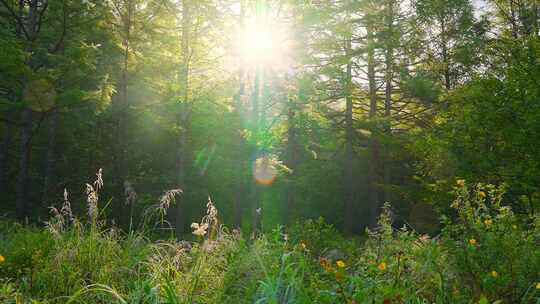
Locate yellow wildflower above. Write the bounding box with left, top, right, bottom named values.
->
left=490, top=271, right=498, bottom=278
left=536, top=282, right=540, bottom=289
left=336, top=260, right=346, bottom=268
left=456, top=179, right=465, bottom=187
left=478, top=191, right=486, bottom=198
left=378, top=262, right=387, bottom=271
left=484, top=219, right=493, bottom=226
left=469, top=239, right=477, bottom=245
left=0, top=255, right=4, bottom=263
left=300, top=242, right=307, bottom=250
left=320, top=258, right=331, bottom=271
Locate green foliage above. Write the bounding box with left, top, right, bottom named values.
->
left=0, top=222, right=54, bottom=281
left=254, top=250, right=309, bottom=304
left=30, top=231, right=145, bottom=300
left=0, top=27, right=27, bottom=94
left=287, top=217, right=353, bottom=257
left=1, top=184, right=540, bottom=303
left=442, top=182, right=540, bottom=303
left=415, top=35, right=540, bottom=215
left=346, top=206, right=448, bottom=303
left=2, top=0, right=540, bottom=303
left=401, top=72, right=442, bottom=105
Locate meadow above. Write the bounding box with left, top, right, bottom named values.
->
left=1, top=178, right=539, bottom=303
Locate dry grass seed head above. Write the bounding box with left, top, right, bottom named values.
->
left=157, top=189, right=183, bottom=215
left=124, top=181, right=137, bottom=205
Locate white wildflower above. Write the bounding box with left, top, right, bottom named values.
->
left=191, top=222, right=209, bottom=236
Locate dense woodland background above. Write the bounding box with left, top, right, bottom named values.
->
left=1, top=0, right=540, bottom=236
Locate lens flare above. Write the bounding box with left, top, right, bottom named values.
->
left=253, top=156, right=277, bottom=185
left=234, top=17, right=291, bottom=69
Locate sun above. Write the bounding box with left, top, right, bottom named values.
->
left=235, top=17, right=289, bottom=68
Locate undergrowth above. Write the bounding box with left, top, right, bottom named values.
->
left=0, top=173, right=539, bottom=303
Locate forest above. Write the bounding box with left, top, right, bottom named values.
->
left=0, top=0, right=540, bottom=303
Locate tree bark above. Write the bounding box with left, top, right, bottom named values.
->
left=16, top=109, right=33, bottom=220
left=231, top=0, right=246, bottom=229
left=344, top=37, right=354, bottom=234
left=42, top=108, right=59, bottom=206
left=176, top=0, right=192, bottom=238
left=367, top=18, right=380, bottom=227
left=383, top=0, right=394, bottom=204
left=15, top=0, right=41, bottom=220
left=232, top=98, right=245, bottom=228
left=0, top=115, right=13, bottom=198
left=112, top=0, right=133, bottom=227
left=250, top=66, right=261, bottom=237
left=42, top=0, right=68, bottom=208
left=439, top=16, right=451, bottom=90
left=285, top=97, right=298, bottom=225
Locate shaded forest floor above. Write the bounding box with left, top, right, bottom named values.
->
left=1, top=183, right=539, bottom=304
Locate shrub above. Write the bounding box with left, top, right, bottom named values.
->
left=442, top=182, right=540, bottom=303
left=287, top=217, right=356, bottom=258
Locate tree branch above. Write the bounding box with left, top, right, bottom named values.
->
left=0, top=0, right=30, bottom=40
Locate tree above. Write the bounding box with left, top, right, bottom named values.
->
left=414, top=0, right=478, bottom=90
left=0, top=0, right=51, bottom=219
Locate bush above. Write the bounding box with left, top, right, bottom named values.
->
left=442, top=183, right=540, bottom=303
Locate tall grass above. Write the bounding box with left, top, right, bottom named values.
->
left=0, top=176, right=539, bottom=303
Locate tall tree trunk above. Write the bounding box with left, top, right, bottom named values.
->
left=15, top=0, right=40, bottom=221
left=42, top=109, right=59, bottom=206
left=439, top=16, right=451, bottom=90
left=285, top=97, right=298, bottom=225
left=16, top=109, right=33, bottom=220
left=367, top=18, right=380, bottom=227
left=176, top=111, right=191, bottom=236
left=176, top=0, right=192, bottom=238
left=233, top=158, right=245, bottom=229
left=383, top=0, right=394, bottom=204
left=42, top=0, right=68, bottom=209
left=344, top=37, right=354, bottom=234
left=112, top=0, right=133, bottom=227
left=232, top=102, right=245, bottom=228
left=250, top=66, right=261, bottom=237
left=0, top=116, right=13, bottom=196
left=232, top=0, right=246, bottom=229
left=232, top=100, right=245, bottom=228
